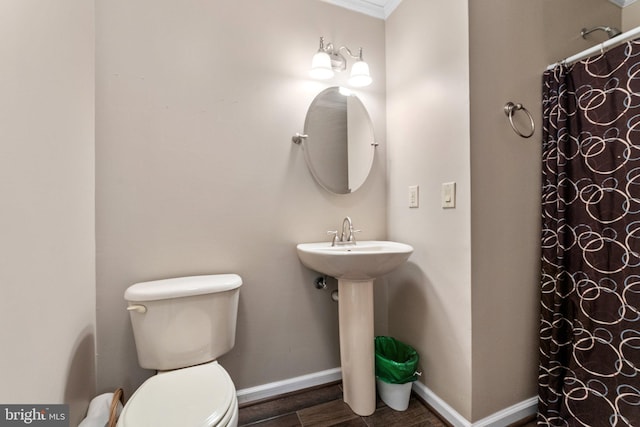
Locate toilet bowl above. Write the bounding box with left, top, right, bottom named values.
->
left=119, top=274, right=242, bottom=427
left=117, top=361, right=238, bottom=427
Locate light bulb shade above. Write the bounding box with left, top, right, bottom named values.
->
left=310, top=51, right=334, bottom=80
left=348, top=60, right=372, bottom=87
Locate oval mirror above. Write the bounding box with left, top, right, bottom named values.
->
left=302, top=87, right=376, bottom=194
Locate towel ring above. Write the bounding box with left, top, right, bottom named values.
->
left=504, top=102, right=535, bottom=138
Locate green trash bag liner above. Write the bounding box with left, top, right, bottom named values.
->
left=374, top=336, right=419, bottom=384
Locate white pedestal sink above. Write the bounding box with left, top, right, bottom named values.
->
left=296, top=240, right=413, bottom=416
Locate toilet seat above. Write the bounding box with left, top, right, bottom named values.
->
left=117, top=361, right=237, bottom=427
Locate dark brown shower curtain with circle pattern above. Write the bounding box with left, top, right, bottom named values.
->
left=539, top=40, right=640, bottom=426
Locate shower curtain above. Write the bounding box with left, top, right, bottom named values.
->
left=539, top=40, right=640, bottom=426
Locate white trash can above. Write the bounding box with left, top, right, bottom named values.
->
left=376, top=378, right=413, bottom=411
left=374, top=336, right=419, bottom=412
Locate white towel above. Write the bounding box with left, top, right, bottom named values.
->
left=78, top=392, right=123, bottom=427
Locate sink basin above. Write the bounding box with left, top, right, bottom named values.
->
left=296, top=240, right=413, bottom=281
left=296, top=239, right=413, bottom=415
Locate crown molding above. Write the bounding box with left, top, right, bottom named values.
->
left=317, top=0, right=402, bottom=20
left=609, top=0, right=638, bottom=7
left=324, top=0, right=634, bottom=19
left=383, top=0, right=402, bottom=18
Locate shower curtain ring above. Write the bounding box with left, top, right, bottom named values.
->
left=504, top=102, right=535, bottom=138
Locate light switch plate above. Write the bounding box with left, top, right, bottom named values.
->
left=409, top=185, right=419, bottom=208
left=442, top=182, right=456, bottom=208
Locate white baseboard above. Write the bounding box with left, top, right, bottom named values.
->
left=411, top=381, right=471, bottom=426
left=236, top=369, right=537, bottom=427
left=411, top=381, right=537, bottom=427
left=235, top=367, right=342, bottom=405
left=473, top=396, right=537, bottom=427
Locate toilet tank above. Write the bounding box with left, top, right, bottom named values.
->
left=124, top=274, right=242, bottom=371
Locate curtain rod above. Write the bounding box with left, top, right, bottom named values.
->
left=546, top=25, right=640, bottom=71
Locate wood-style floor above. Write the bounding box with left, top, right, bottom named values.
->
left=238, top=382, right=446, bottom=426
left=238, top=382, right=536, bottom=427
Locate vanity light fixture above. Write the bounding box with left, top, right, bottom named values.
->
left=309, top=37, right=372, bottom=87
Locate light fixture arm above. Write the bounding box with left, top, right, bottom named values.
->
left=338, top=46, right=364, bottom=61
left=317, top=37, right=364, bottom=60
left=318, top=36, right=329, bottom=52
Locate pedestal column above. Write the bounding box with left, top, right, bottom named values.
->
left=337, top=278, right=375, bottom=416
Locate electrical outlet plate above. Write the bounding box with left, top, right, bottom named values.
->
left=442, top=182, right=456, bottom=208
left=409, top=185, right=419, bottom=208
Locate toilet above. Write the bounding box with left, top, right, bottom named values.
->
left=117, top=274, right=242, bottom=427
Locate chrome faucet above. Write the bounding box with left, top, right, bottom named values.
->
left=328, top=216, right=361, bottom=246
left=341, top=216, right=354, bottom=243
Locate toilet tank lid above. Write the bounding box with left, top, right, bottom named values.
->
left=125, top=274, right=242, bottom=302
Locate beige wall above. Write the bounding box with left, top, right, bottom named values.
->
left=387, top=0, right=624, bottom=423
left=471, top=1, right=621, bottom=420
left=469, top=0, right=620, bottom=420
left=543, top=0, right=621, bottom=63
left=469, top=0, right=545, bottom=421
left=95, top=0, right=387, bottom=396
left=0, top=1, right=96, bottom=425
left=622, top=1, right=640, bottom=30
left=386, top=0, right=473, bottom=419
